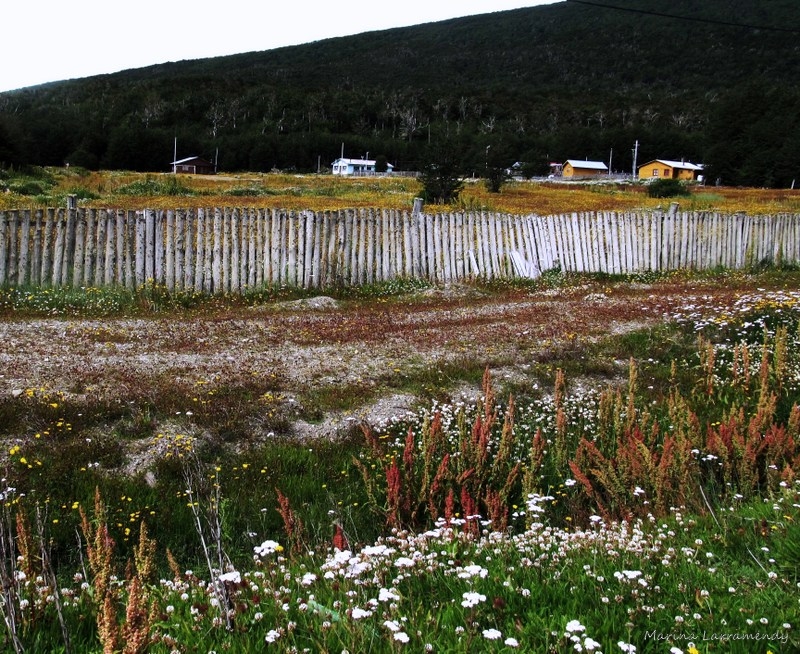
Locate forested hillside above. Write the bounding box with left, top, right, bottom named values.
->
left=1, top=0, right=799, bottom=186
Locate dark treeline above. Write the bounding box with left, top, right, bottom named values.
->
left=1, top=0, right=799, bottom=187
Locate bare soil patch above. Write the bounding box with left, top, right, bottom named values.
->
left=1, top=278, right=742, bottom=416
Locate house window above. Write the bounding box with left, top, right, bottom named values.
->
left=652, top=169, right=659, bottom=177
left=664, top=169, right=670, bottom=177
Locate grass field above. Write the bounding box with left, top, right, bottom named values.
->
left=0, top=265, right=799, bottom=652
left=3, top=166, right=800, bottom=215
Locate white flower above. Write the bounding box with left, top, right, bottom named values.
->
left=461, top=591, right=487, bottom=608
left=264, top=629, right=281, bottom=643
left=394, top=631, right=410, bottom=643
left=457, top=564, right=488, bottom=579
left=618, top=642, right=636, bottom=653
left=384, top=620, right=401, bottom=632
left=254, top=540, right=282, bottom=557
left=584, top=637, right=601, bottom=651
left=565, top=620, right=586, bottom=633
left=351, top=607, right=373, bottom=620
left=505, top=637, right=520, bottom=648
left=379, top=587, right=401, bottom=602
left=482, top=628, right=502, bottom=640
left=218, top=571, right=240, bottom=584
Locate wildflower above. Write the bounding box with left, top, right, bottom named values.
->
left=618, top=642, right=636, bottom=653
left=505, top=637, right=520, bottom=648
left=394, top=632, right=410, bottom=643
left=265, top=629, right=281, bottom=643
left=482, top=628, right=502, bottom=640
left=218, top=571, right=240, bottom=584
left=379, top=587, right=401, bottom=602
left=584, top=637, right=601, bottom=651
left=461, top=591, right=487, bottom=608
left=565, top=620, right=586, bottom=634
left=254, top=540, right=283, bottom=556
left=351, top=607, right=373, bottom=620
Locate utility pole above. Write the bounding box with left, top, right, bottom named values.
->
left=608, top=148, right=613, bottom=175
left=173, top=137, right=177, bottom=173
left=632, top=140, right=639, bottom=180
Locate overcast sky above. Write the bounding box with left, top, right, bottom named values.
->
left=2, top=1, right=561, bottom=93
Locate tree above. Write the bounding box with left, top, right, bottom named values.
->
left=418, top=142, right=465, bottom=204
left=484, top=144, right=512, bottom=193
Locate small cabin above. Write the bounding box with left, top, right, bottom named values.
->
left=562, top=159, right=608, bottom=178
left=331, top=158, right=393, bottom=176
left=171, top=156, right=215, bottom=175
left=638, top=159, right=703, bottom=181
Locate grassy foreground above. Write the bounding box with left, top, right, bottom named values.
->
left=0, top=274, right=799, bottom=653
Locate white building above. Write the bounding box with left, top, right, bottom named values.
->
left=331, top=158, right=393, bottom=176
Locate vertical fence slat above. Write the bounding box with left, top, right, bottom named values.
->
left=30, top=209, right=43, bottom=285
left=52, top=209, right=66, bottom=286
left=17, top=210, right=30, bottom=286
left=84, top=208, right=97, bottom=286
left=72, top=209, right=85, bottom=288
left=92, top=209, right=106, bottom=288
left=7, top=211, right=19, bottom=285
left=303, top=210, right=315, bottom=289
left=0, top=212, right=7, bottom=286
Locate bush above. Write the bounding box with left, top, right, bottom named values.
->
left=647, top=177, right=691, bottom=198
left=419, top=142, right=466, bottom=204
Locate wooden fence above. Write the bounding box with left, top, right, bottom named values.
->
left=0, top=207, right=798, bottom=293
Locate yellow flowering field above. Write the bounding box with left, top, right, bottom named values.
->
left=3, top=167, right=800, bottom=214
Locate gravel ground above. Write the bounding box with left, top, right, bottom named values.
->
left=0, top=279, right=744, bottom=442
left=1, top=286, right=665, bottom=394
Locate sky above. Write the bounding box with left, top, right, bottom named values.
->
left=2, top=1, right=561, bottom=93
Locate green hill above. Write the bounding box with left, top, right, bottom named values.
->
left=1, top=0, right=799, bottom=186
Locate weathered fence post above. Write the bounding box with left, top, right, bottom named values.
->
left=18, top=210, right=30, bottom=286
left=0, top=212, right=7, bottom=286
left=213, top=208, right=223, bottom=293
left=73, top=209, right=86, bottom=288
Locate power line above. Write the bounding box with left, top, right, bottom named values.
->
left=565, top=0, right=800, bottom=34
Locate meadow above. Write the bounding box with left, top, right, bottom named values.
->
left=0, top=267, right=798, bottom=653
left=3, top=166, right=800, bottom=216
left=0, top=170, right=799, bottom=652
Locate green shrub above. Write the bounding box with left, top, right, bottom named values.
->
left=115, top=175, right=195, bottom=196
left=647, top=177, right=690, bottom=198
left=9, top=180, right=49, bottom=196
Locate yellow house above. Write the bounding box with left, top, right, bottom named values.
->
left=562, top=159, right=608, bottom=178
left=638, top=159, right=703, bottom=181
